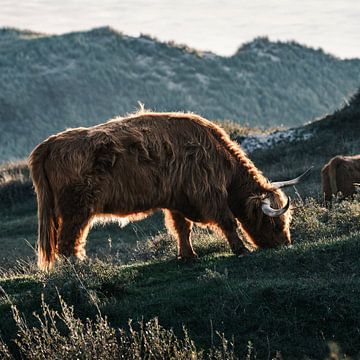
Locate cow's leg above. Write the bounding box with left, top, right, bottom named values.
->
left=56, top=184, right=94, bottom=260
left=215, top=208, right=248, bottom=256
left=57, top=212, right=92, bottom=260
left=337, top=169, right=356, bottom=198
left=164, top=210, right=197, bottom=259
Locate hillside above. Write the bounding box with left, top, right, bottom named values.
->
left=247, top=88, right=360, bottom=198
left=1, top=27, right=360, bottom=162
left=0, top=90, right=360, bottom=358
left=1, top=88, right=359, bottom=264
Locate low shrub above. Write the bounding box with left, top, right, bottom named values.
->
left=292, top=195, right=360, bottom=243
left=0, top=296, right=238, bottom=360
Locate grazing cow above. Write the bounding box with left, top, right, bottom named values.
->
left=321, top=155, right=360, bottom=202
left=29, top=111, right=310, bottom=270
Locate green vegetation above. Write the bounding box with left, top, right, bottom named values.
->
left=1, top=27, right=360, bottom=161
left=249, top=89, right=360, bottom=199
left=0, top=298, right=238, bottom=359
left=1, top=197, right=360, bottom=359
left=0, top=87, right=359, bottom=358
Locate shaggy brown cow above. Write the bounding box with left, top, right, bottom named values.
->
left=29, top=111, right=310, bottom=270
left=321, top=155, right=360, bottom=202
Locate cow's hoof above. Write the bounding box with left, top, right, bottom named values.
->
left=236, top=248, right=251, bottom=258
left=177, top=252, right=198, bottom=261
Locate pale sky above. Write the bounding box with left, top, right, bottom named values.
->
left=1, top=0, right=359, bottom=59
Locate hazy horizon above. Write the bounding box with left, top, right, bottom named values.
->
left=1, top=0, right=360, bottom=59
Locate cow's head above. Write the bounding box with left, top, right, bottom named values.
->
left=242, top=168, right=312, bottom=249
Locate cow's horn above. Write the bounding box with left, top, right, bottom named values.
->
left=261, top=196, right=290, bottom=217
left=271, top=167, right=313, bottom=189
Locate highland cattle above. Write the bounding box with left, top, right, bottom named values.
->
left=321, top=155, right=360, bottom=202
left=29, top=112, right=310, bottom=269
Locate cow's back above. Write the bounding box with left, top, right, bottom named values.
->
left=92, top=113, right=236, bottom=213
left=336, top=155, right=360, bottom=197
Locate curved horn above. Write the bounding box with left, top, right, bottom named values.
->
left=271, top=167, right=313, bottom=189
left=261, top=196, right=290, bottom=217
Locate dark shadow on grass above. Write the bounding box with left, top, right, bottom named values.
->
left=1, top=233, right=360, bottom=359
left=107, top=235, right=360, bottom=359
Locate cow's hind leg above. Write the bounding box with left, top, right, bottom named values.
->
left=57, top=213, right=92, bottom=260
left=164, top=210, right=197, bottom=259
left=56, top=184, right=94, bottom=260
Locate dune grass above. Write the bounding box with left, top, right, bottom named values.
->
left=0, top=196, right=360, bottom=359
left=1, top=104, right=360, bottom=358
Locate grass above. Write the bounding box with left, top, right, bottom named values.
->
left=0, top=196, right=360, bottom=359
left=0, top=298, right=238, bottom=360
left=1, top=99, right=360, bottom=358
left=250, top=90, right=360, bottom=200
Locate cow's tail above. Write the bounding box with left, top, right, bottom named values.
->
left=28, top=141, right=57, bottom=270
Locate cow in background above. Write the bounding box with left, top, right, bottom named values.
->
left=321, top=155, right=360, bottom=202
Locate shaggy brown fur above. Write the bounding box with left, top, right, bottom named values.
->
left=321, top=155, right=360, bottom=202
left=29, top=111, right=292, bottom=270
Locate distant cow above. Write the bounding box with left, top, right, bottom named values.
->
left=29, top=111, right=310, bottom=270
left=321, top=155, right=360, bottom=202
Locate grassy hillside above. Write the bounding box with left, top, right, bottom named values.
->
left=0, top=89, right=359, bottom=262
left=1, top=27, right=360, bottom=162
left=0, top=91, right=359, bottom=358
left=249, top=88, right=360, bottom=199
left=1, top=198, right=360, bottom=359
